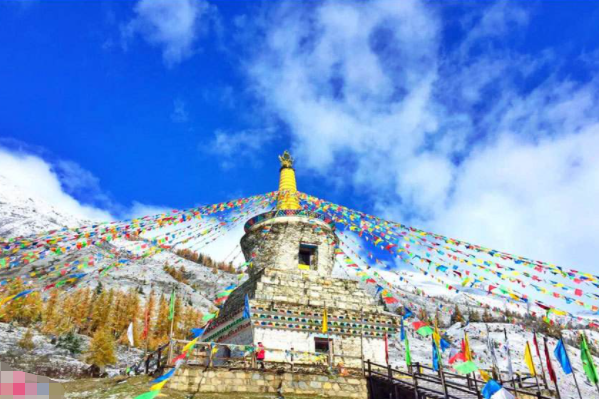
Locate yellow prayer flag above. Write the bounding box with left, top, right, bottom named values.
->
left=479, top=369, right=491, bottom=382
left=524, top=341, right=536, bottom=376
left=464, top=332, right=473, bottom=361
left=322, top=307, right=328, bottom=333
left=150, top=380, right=168, bottom=391
left=182, top=337, right=199, bottom=353
left=433, top=319, right=441, bottom=348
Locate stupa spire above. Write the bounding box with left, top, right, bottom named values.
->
left=276, top=151, right=301, bottom=210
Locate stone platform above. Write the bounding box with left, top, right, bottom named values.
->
left=168, top=366, right=368, bottom=398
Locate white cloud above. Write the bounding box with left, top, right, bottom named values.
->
left=128, top=201, right=172, bottom=219
left=0, top=147, right=113, bottom=222
left=207, top=128, right=277, bottom=169
left=171, top=98, right=189, bottom=123
left=244, top=0, right=599, bottom=272
left=122, top=0, right=210, bottom=66
left=0, top=145, right=172, bottom=223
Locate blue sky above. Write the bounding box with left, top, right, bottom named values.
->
left=1, top=0, right=599, bottom=272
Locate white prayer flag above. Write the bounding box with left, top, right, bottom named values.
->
left=127, top=322, right=134, bottom=347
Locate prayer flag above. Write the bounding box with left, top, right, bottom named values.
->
left=400, top=318, right=405, bottom=341
left=482, top=380, right=514, bottom=399
left=454, top=360, right=479, bottom=375
left=191, top=328, right=204, bottom=338
left=543, top=337, right=557, bottom=383
left=432, top=339, right=440, bottom=371
left=524, top=342, right=536, bottom=376
left=554, top=339, right=572, bottom=374
left=581, top=333, right=598, bottom=383
left=151, top=368, right=175, bottom=384
left=403, top=306, right=413, bottom=320
left=464, top=333, right=473, bottom=361
left=413, top=321, right=434, bottom=337
left=127, top=322, right=134, bottom=347
left=133, top=392, right=160, bottom=399
left=322, top=307, right=328, bottom=333
left=405, top=335, right=412, bottom=367
left=243, top=294, right=251, bottom=319
left=150, top=380, right=168, bottom=391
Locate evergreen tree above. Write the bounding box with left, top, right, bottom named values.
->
left=468, top=309, right=481, bottom=323
left=57, top=331, right=82, bottom=355
left=18, top=328, right=35, bottom=351
left=87, top=326, right=117, bottom=367
left=482, top=308, right=493, bottom=323
left=451, top=305, right=465, bottom=324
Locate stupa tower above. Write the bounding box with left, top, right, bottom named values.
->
left=203, top=152, right=398, bottom=367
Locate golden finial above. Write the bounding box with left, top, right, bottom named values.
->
left=278, top=150, right=294, bottom=169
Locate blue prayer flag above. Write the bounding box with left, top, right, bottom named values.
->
left=440, top=338, right=451, bottom=352
left=554, top=339, right=572, bottom=374
left=432, top=340, right=439, bottom=371
left=403, top=306, right=413, bottom=320
left=243, top=294, right=251, bottom=319
left=150, top=368, right=175, bottom=384
left=191, top=328, right=204, bottom=338
left=482, top=380, right=502, bottom=399
left=400, top=318, right=405, bottom=341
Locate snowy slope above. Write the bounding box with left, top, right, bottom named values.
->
left=0, top=174, right=87, bottom=238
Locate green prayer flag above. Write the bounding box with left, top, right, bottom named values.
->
left=581, top=334, right=599, bottom=384
left=168, top=290, right=176, bottom=321
left=405, top=335, right=412, bottom=367
left=454, top=361, right=479, bottom=375
left=202, top=312, right=216, bottom=322
left=416, top=326, right=434, bottom=337
left=133, top=391, right=159, bottom=399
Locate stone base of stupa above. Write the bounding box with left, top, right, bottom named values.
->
left=168, top=366, right=368, bottom=398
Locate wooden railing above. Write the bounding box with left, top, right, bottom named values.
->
left=365, top=360, right=557, bottom=399
left=166, top=339, right=362, bottom=372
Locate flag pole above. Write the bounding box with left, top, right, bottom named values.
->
left=543, top=336, right=561, bottom=399
left=559, top=330, right=583, bottom=399
left=360, top=307, right=365, bottom=373
left=504, top=328, right=518, bottom=398
left=168, top=288, right=176, bottom=362
left=533, top=331, right=548, bottom=389
left=527, top=341, right=541, bottom=394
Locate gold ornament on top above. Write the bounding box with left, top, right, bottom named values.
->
left=279, top=150, right=294, bottom=169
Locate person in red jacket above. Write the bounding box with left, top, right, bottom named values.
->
left=256, top=342, right=266, bottom=369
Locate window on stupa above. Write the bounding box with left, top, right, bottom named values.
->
left=299, top=243, right=317, bottom=270
left=314, top=337, right=331, bottom=354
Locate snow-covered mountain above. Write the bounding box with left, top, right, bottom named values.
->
left=1, top=172, right=598, bottom=399
left=0, top=174, right=88, bottom=238
left=0, top=173, right=236, bottom=311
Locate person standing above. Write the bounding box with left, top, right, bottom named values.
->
left=256, top=342, right=266, bottom=369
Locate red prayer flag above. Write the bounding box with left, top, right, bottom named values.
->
left=449, top=351, right=466, bottom=364
left=575, top=289, right=583, bottom=297
left=543, top=337, right=557, bottom=383
left=412, top=321, right=427, bottom=330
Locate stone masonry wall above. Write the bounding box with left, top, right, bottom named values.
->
left=241, top=216, right=337, bottom=278
left=169, top=367, right=368, bottom=398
